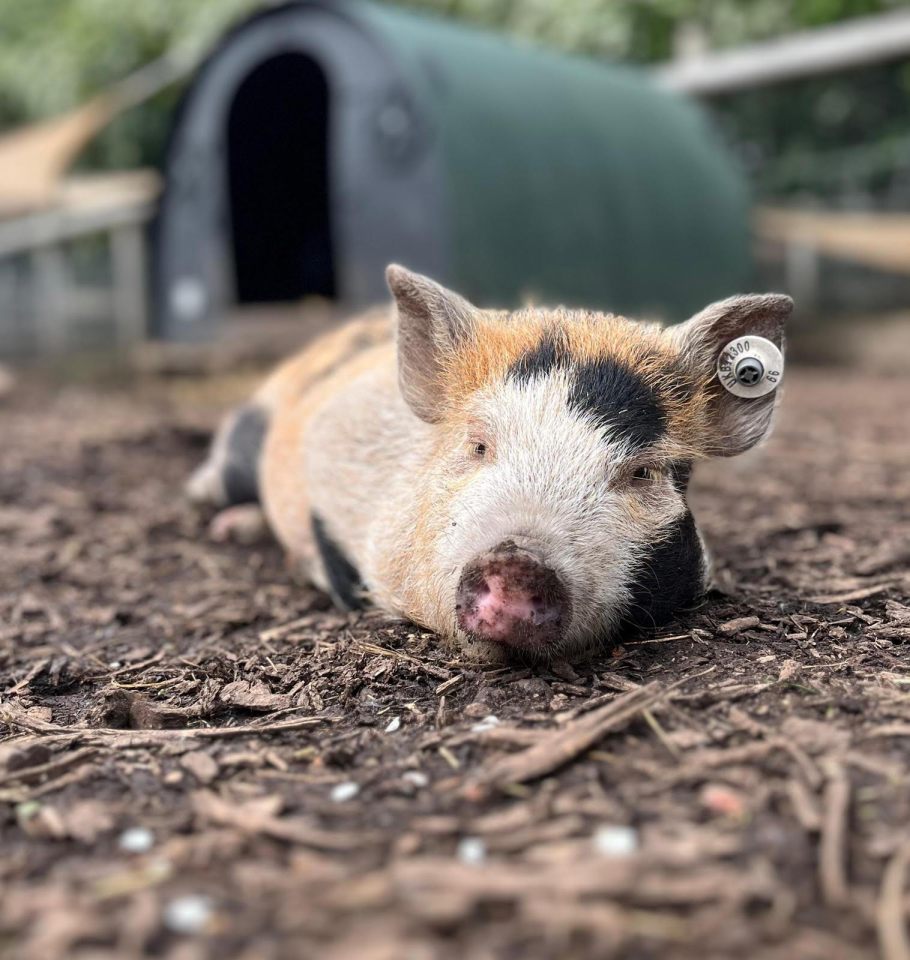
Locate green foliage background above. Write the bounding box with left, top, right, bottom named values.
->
left=2, top=0, right=910, bottom=201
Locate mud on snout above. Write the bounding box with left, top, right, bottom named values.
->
left=455, top=539, right=572, bottom=658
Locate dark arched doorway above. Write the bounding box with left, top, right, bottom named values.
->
left=227, top=52, right=334, bottom=303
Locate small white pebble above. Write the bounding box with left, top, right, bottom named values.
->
left=109, top=661, right=121, bottom=669
left=457, top=836, right=487, bottom=865
left=403, top=770, right=429, bottom=788
left=470, top=715, right=500, bottom=733
left=330, top=781, right=360, bottom=803
left=118, top=826, right=154, bottom=854
left=163, top=895, right=213, bottom=934
left=15, top=800, right=41, bottom=823
left=593, top=825, right=638, bottom=858
left=384, top=716, right=401, bottom=733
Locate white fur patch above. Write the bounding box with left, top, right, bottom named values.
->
left=431, top=371, right=689, bottom=655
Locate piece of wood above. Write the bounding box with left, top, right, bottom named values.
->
left=475, top=682, right=669, bottom=788
left=758, top=207, right=910, bottom=277
left=110, top=222, right=148, bottom=345
left=0, top=53, right=188, bottom=216
left=878, top=840, right=910, bottom=960
left=32, top=244, right=68, bottom=354
left=657, top=9, right=910, bottom=95
left=820, top=767, right=851, bottom=907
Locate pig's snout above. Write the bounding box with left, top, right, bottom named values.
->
left=455, top=542, right=569, bottom=650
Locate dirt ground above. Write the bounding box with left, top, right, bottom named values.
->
left=1, top=364, right=909, bottom=960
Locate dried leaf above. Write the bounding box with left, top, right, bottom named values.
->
left=219, top=680, right=291, bottom=712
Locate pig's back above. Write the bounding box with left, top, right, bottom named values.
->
left=258, top=307, right=404, bottom=594
left=186, top=308, right=390, bottom=511
left=255, top=307, right=392, bottom=413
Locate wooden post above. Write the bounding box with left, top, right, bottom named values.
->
left=32, top=243, right=69, bottom=354
left=110, top=222, right=148, bottom=345
left=0, top=260, right=19, bottom=354
left=785, top=238, right=820, bottom=314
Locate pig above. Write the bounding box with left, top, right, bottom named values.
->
left=188, top=266, right=790, bottom=661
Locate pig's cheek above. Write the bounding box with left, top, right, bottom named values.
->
left=436, top=474, right=494, bottom=554
left=618, top=487, right=689, bottom=552
left=431, top=568, right=462, bottom=639
left=411, top=498, right=469, bottom=638
left=427, top=513, right=487, bottom=634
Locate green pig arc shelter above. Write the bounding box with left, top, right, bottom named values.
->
left=153, top=0, right=752, bottom=341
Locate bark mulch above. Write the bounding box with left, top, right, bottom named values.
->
left=1, top=367, right=909, bottom=960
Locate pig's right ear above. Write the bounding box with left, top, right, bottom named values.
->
left=669, top=293, right=793, bottom=457
left=386, top=264, right=476, bottom=423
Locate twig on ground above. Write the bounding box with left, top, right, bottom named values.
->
left=877, top=839, right=910, bottom=960
left=642, top=709, right=681, bottom=761
left=0, top=701, right=329, bottom=745
left=6, top=658, right=50, bottom=695
left=354, top=641, right=450, bottom=680
left=0, top=745, right=98, bottom=785
left=474, top=681, right=671, bottom=788
left=820, top=765, right=851, bottom=907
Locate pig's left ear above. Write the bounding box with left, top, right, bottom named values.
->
left=386, top=264, right=476, bottom=422
left=669, top=293, right=793, bottom=457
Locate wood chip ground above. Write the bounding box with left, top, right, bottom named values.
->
left=1, top=367, right=909, bottom=960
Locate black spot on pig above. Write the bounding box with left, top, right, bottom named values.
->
left=570, top=358, right=666, bottom=451
left=510, top=334, right=666, bottom=451
left=669, top=461, right=693, bottom=495
left=312, top=513, right=365, bottom=610
left=620, top=511, right=705, bottom=634
left=509, top=330, right=569, bottom=384
left=223, top=406, right=268, bottom=504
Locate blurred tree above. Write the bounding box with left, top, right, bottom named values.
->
left=3, top=0, right=906, bottom=128
left=1, top=0, right=909, bottom=203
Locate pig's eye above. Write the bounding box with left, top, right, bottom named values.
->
left=466, top=436, right=492, bottom=463
left=465, top=424, right=493, bottom=464
left=631, top=465, right=661, bottom=486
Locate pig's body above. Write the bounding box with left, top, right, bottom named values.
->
left=260, top=318, right=436, bottom=618
left=190, top=311, right=438, bottom=612
left=190, top=267, right=790, bottom=661
left=257, top=312, right=399, bottom=605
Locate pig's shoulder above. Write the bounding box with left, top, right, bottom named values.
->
left=255, top=307, right=393, bottom=412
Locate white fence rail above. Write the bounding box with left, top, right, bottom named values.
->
left=0, top=172, right=159, bottom=356
left=657, top=8, right=910, bottom=95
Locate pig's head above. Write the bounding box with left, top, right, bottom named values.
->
left=387, top=265, right=791, bottom=660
